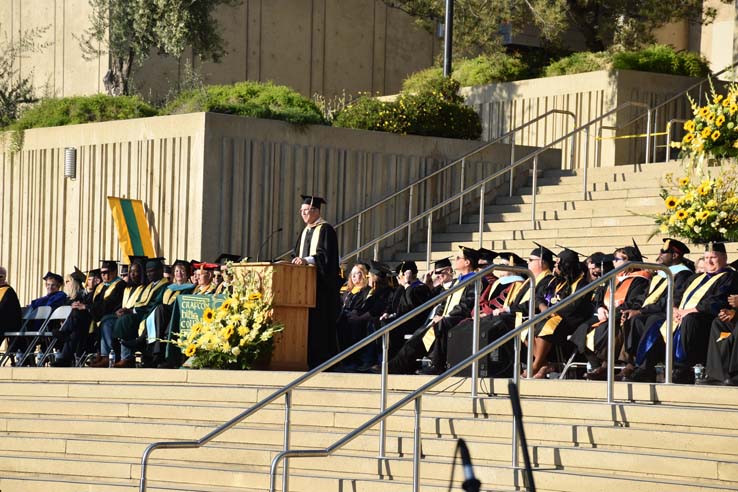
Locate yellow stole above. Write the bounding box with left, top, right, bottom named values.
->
left=642, top=276, right=666, bottom=307
left=0, top=286, right=8, bottom=303
left=537, top=274, right=584, bottom=338
left=659, top=271, right=728, bottom=339
left=134, top=279, right=170, bottom=307
left=163, top=288, right=187, bottom=305
left=298, top=222, right=325, bottom=257
left=422, top=278, right=466, bottom=351
left=103, top=279, right=123, bottom=299
left=193, top=283, right=217, bottom=295
left=122, top=285, right=145, bottom=309
left=510, top=270, right=551, bottom=328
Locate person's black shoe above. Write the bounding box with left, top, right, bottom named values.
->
left=696, top=377, right=724, bottom=386
left=724, top=376, right=738, bottom=386
left=50, top=358, right=73, bottom=367
left=416, top=364, right=442, bottom=376
left=627, top=366, right=657, bottom=383
left=672, top=366, right=695, bottom=384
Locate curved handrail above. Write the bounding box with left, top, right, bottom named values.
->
left=339, top=101, right=650, bottom=265
left=274, top=109, right=577, bottom=260
left=267, top=260, right=674, bottom=492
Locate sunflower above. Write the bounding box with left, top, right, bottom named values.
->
left=716, top=114, right=726, bottom=127
left=664, top=196, right=678, bottom=209
left=731, top=104, right=738, bottom=116
left=219, top=298, right=233, bottom=312
left=248, top=292, right=263, bottom=301
left=701, top=127, right=712, bottom=139
left=683, top=120, right=695, bottom=132
left=697, top=182, right=711, bottom=196
left=699, top=106, right=710, bottom=118
left=711, top=130, right=721, bottom=141
left=184, top=344, right=197, bottom=357
left=683, top=133, right=694, bottom=143
left=678, top=176, right=690, bottom=187
left=203, top=308, right=215, bottom=322
left=675, top=209, right=688, bottom=220
left=698, top=210, right=711, bottom=221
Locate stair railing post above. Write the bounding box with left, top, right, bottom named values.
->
left=665, top=122, right=672, bottom=163
left=378, top=332, right=389, bottom=458
left=583, top=126, right=590, bottom=200
left=651, top=107, right=658, bottom=163
left=412, top=397, right=422, bottom=492
left=665, top=275, right=675, bottom=384
left=645, top=109, right=652, bottom=165
left=471, top=278, right=481, bottom=399
left=282, top=390, right=292, bottom=492
left=373, top=242, right=379, bottom=262
left=530, top=156, right=538, bottom=229
left=407, top=187, right=414, bottom=253
left=524, top=271, right=536, bottom=381
left=569, top=132, right=576, bottom=170
left=426, top=214, right=433, bottom=271
left=459, top=158, right=466, bottom=224
left=356, top=212, right=363, bottom=252
left=508, top=140, right=516, bottom=197
left=478, top=183, right=485, bottom=248
left=606, top=276, right=616, bottom=404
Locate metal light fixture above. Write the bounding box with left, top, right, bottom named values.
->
left=64, top=147, right=77, bottom=180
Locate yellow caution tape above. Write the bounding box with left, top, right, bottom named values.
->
left=594, top=130, right=669, bottom=141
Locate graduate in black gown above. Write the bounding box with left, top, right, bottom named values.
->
left=292, top=195, right=341, bottom=368
left=0, top=266, right=22, bottom=346
left=704, top=292, right=738, bottom=385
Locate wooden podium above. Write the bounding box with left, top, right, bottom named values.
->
left=231, top=262, right=315, bottom=371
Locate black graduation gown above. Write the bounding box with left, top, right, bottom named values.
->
left=0, top=285, right=22, bottom=338
left=706, top=315, right=738, bottom=381
left=384, top=281, right=433, bottom=359
left=534, top=274, right=591, bottom=343
left=294, top=220, right=341, bottom=368
left=336, top=286, right=370, bottom=352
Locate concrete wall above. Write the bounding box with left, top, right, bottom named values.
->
left=4, top=0, right=440, bottom=100
left=0, top=113, right=560, bottom=303
left=463, top=70, right=706, bottom=168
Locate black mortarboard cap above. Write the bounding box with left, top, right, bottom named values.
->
left=557, top=248, right=579, bottom=264
left=630, top=238, right=645, bottom=262
left=88, top=268, right=102, bottom=279
left=706, top=241, right=727, bottom=253
left=172, top=259, right=192, bottom=272
left=555, top=244, right=583, bottom=258
left=433, top=258, right=452, bottom=271
left=301, top=195, right=326, bottom=209
left=369, top=260, right=392, bottom=277
left=128, top=255, right=148, bottom=266
left=100, top=260, right=118, bottom=272
left=530, top=241, right=554, bottom=264
left=730, top=258, right=738, bottom=270
left=145, top=257, right=165, bottom=269
left=119, top=264, right=129, bottom=276
left=459, top=246, right=480, bottom=267
left=477, top=248, right=498, bottom=264
left=661, top=238, right=690, bottom=255
left=215, top=253, right=242, bottom=265
left=70, top=267, right=86, bottom=284
left=396, top=260, right=418, bottom=275
left=42, top=271, right=63, bottom=284
left=590, top=253, right=615, bottom=265
left=497, top=252, right=526, bottom=267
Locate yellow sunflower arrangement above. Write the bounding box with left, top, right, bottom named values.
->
left=671, top=82, right=738, bottom=162
left=176, top=269, right=283, bottom=370
left=653, top=166, right=738, bottom=244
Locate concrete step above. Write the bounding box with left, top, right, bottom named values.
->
left=434, top=224, right=657, bottom=242
left=494, top=189, right=663, bottom=205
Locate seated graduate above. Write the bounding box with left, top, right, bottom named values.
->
left=336, top=262, right=371, bottom=360
left=380, top=260, right=432, bottom=360
left=113, top=257, right=170, bottom=367
left=90, top=258, right=147, bottom=367
left=704, top=292, right=738, bottom=385
left=192, top=262, right=219, bottom=295
left=214, top=253, right=242, bottom=295
left=142, top=259, right=196, bottom=367
left=479, top=252, right=526, bottom=316
left=48, top=268, right=88, bottom=366
left=30, top=272, right=67, bottom=310
left=449, top=244, right=555, bottom=377
left=423, top=258, right=454, bottom=298
left=526, top=248, right=590, bottom=378
left=0, top=266, right=22, bottom=349
left=638, top=242, right=737, bottom=384
left=622, top=239, right=694, bottom=382
left=389, top=246, right=485, bottom=375
left=571, top=244, right=651, bottom=380
left=84, top=261, right=126, bottom=367
left=353, top=261, right=395, bottom=372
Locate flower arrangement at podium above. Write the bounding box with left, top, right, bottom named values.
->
left=177, top=268, right=283, bottom=369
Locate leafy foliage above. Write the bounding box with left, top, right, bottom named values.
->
left=7, top=94, right=157, bottom=132
left=78, top=0, right=239, bottom=95
left=611, top=45, right=710, bottom=77
left=335, top=77, right=481, bottom=140
left=163, top=81, right=325, bottom=125
left=544, top=51, right=611, bottom=77
left=403, top=53, right=528, bottom=92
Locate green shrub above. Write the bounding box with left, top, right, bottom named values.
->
left=334, top=77, right=481, bottom=140
left=452, top=53, right=528, bottom=86
left=401, top=67, right=445, bottom=94
left=612, top=45, right=710, bottom=77
left=6, top=94, right=158, bottom=131
left=544, top=51, right=611, bottom=77
left=163, top=81, right=325, bottom=125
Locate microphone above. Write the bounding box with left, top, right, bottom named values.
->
left=256, top=227, right=283, bottom=262
left=457, top=438, right=481, bottom=492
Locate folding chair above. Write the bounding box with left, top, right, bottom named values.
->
left=27, top=305, right=73, bottom=366
left=0, top=306, right=53, bottom=366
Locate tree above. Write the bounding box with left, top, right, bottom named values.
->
left=382, top=0, right=730, bottom=56
left=79, top=0, right=239, bottom=96
left=0, top=25, right=49, bottom=127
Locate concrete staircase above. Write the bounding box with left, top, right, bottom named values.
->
left=1, top=368, right=738, bottom=491
left=403, top=161, right=735, bottom=263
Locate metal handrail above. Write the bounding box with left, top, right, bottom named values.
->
left=268, top=260, right=674, bottom=492
left=340, top=101, right=652, bottom=268
left=139, top=262, right=532, bottom=491
left=664, top=119, right=688, bottom=162
left=274, top=109, right=577, bottom=260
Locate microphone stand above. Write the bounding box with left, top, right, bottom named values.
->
left=508, top=380, right=536, bottom=492
left=457, top=438, right=481, bottom=492
left=256, top=227, right=283, bottom=262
